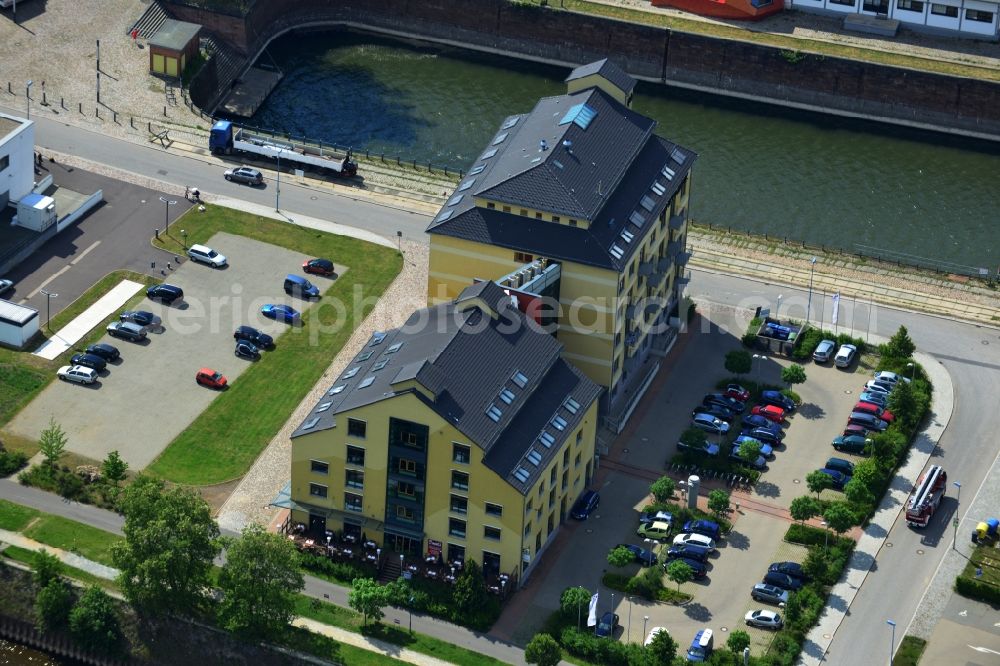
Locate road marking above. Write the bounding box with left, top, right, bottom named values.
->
left=959, top=609, right=968, bottom=616
left=70, top=240, right=101, bottom=265
left=25, top=265, right=71, bottom=299
left=969, top=646, right=1000, bottom=655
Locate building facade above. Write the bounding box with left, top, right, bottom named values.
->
left=426, top=60, right=696, bottom=428
left=0, top=112, right=36, bottom=209
left=289, top=282, right=602, bottom=583
left=787, top=0, right=998, bottom=39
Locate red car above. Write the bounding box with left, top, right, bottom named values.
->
left=751, top=404, right=785, bottom=423
left=302, top=258, right=335, bottom=276
left=855, top=401, right=894, bottom=422
left=843, top=424, right=873, bottom=438
left=196, top=367, right=228, bottom=389
left=725, top=384, right=751, bottom=402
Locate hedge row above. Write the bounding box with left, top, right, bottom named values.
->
left=955, top=575, right=1000, bottom=605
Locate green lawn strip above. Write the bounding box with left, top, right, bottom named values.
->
left=282, top=626, right=409, bottom=666
left=961, top=544, right=1000, bottom=586
left=22, top=514, right=122, bottom=565
left=147, top=205, right=402, bottom=485
left=1, top=545, right=118, bottom=591
left=295, top=596, right=507, bottom=666
left=0, top=499, right=41, bottom=530
left=893, top=635, right=927, bottom=666
left=561, top=0, right=1000, bottom=82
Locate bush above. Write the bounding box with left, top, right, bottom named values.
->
left=625, top=566, right=664, bottom=600
left=742, top=317, right=763, bottom=348
left=0, top=450, right=29, bottom=477
left=784, top=524, right=853, bottom=550
left=300, top=553, right=372, bottom=582
left=955, top=575, right=1000, bottom=605
left=35, top=579, right=74, bottom=631
left=559, top=627, right=640, bottom=666
left=69, top=586, right=121, bottom=654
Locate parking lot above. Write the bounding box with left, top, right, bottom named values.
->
left=506, top=306, right=874, bottom=653
left=4, top=232, right=340, bottom=468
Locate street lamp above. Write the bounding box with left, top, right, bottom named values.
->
left=40, top=289, right=57, bottom=330
left=159, top=196, right=177, bottom=234
left=275, top=152, right=281, bottom=212
left=806, top=257, right=817, bottom=324
left=753, top=353, right=764, bottom=381
left=627, top=596, right=632, bottom=644
left=776, top=293, right=783, bottom=319
left=408, top=596, right=414, bottom=634
left=953, top=481, right=962, bottom=550
left=821, top=520, right=830, bottom=551
left=399, top=553, right=404, bottom=579
left=181, top=229, right=188, bottom=250
left=907, top=362, right=915, bottom=380
left=26, top=80, right=33, bottom=119
left=642, top=615, right=649, bottom=643
left=886, top=619, right=896, bottom=665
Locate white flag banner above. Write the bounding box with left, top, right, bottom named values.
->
left=587, top=593, right=599, bottom=627
left=831, top=292, right=841, bottom=326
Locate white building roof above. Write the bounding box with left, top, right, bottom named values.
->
left=0, top=299, right=39, bottom=326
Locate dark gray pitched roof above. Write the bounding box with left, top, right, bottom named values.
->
left=565, top=58, right=637, bottom=96
left=292, top=282, right=601, bottom=492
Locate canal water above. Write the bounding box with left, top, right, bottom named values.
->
left=252, top=30, right=1000, bottom=269
left=0, top=637, right=67, bottom=665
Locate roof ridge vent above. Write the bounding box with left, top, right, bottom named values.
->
left=539, top=139, right=549, bottom=151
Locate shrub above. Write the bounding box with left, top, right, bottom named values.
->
left=69, top=586, right=121, bottom=653
left=626, top=566, right=665, bottom=600
left=742, top=317, right=763, bottom=348
left=35, top=579, right=74, bottom=631
left=0, top=450, right=29, bottom=477
left=955, top=575, right=1000, bottom=605
left=785, top=524, right=853, bottom=550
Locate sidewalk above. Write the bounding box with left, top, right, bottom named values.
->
left=32, top=279, right=145, bottom=360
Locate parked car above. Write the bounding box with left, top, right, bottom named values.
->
left=69, top=353, right=107, bottom=373
left=741, top=427, right=783, bottom=446
left=734, top=436, right=774, bottom=458
left=751, top=404, right=785, bottom=423
left=616, top=544, right=657, bottom=567
left=843, top=424, right=874, bottom=439
left=677, top=438, right=721, bottom=457
left=768, top=561, right=808, bottom=581
left=692, top=403, right=737, bottom=422
left=224, top=165, right=264, bottom=185
left=0, top=278, right=13, bottom=295
left=638, top=510, right=674, bottom=527
left=260, top=304, right=300, bottom=324
left=686, top=628, right=714, bottom=662
left=855, top=401, right=895, bottom=422
left=817, top=468, right=852, bottom=490
left=763, top=571, right=804, bottom=591
left=644, top=627, right=668, bottom=647
left=303, top=258, right=336, bottom=276
left=571, top=490, right=600, bottom=520
left=873, top=370, right=910, bottom=385
left=864, top=380, right=894, bottom=395
left=664, top=543, right=711, bottom=563
left=751, top=583, right=789, bottom=606
left=187, top=243, right=228, bottom=267
left=682, top=519, right=721, bottom=540
left=760, top=390, right=796, bottom=412
left=595, top=612, right=619, bottom=639
left=832, top=435, right=869, bottom=454
left=672, top=533, right=716, bottom=551
left=812, top=339, right=837, bottom=363
left=724, top=384, right=750, bottom=402
left=848, top=411, right=888, bottom=432
left=235, top=340, right=261, bottom=360
left=745, top=609, right=783, bottom=629
left=234, top=325, right=274, bottom=349
left=120, top=310, right=157, bottom=327
left=146, top=283, right=184, bottom=304
left=859, top=391, right=889, bottom=407
left=691, top=413, right=730, bottom=435
left=637, top=521, right=673, bottom=542
left=106, top=321, right=146, bottom=342
left=834, top=344, right=858, bottom=368
left=741, top=414, right=784, bottom=436
left=195, top=368, right=228, bottom=389
left=85, top=343, right=119, bottom=362
left=703, top=393, right=746, bottom=413
left=730, top=446, right=767, bottom=470
left=57, top=365, right=98, bottom=385
left=284, top=274, right=320, bottom=298
left=825, top=457, right=856, bottom=477
left=671, top=557, right=708, bottom=579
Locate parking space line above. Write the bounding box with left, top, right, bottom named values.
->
left=70, top=240, right=101, bottom=265
left=25, top=265, right=72, bottom=300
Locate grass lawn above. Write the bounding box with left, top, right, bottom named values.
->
left=283, top=626, right=408, bottom=666
left=1, top=545, right=118, bottom=591
left=22, top=514, right=122, bottom=565
left=561, top=0, right=1000, bottom=82
left=147, top=205, right=402, bottom=485
left=893, top=635, right=927, bottom=666
left=962, top=544, right=1000, bottom=587
left=0, top=498, right=41, bottom=531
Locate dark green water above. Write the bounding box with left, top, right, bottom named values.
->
left=252, top=30, right=1000, bottom=269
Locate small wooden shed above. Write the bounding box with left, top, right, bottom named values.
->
left=148, top=19, right=202, bottom=78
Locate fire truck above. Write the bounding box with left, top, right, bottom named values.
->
left=905, top=465, right=947, bottom=528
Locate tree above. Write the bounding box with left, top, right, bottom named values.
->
left=665, top=559, right=693, bottom=591
left=216, top=523, right=305, bottom=638
left=452, top=559, right=489, bottom=614
left=781, top=363, right=807, bottom=389
left=646, top=627, right=678, bottom=663
left=33, top=549, right=63, bottom=588
left=525, top=633, right=562, bottom=666
left=69, top=586, right=120, bottom=653
left=844, top=478, right=875, bottom=509
left=737, top=438, right=763, bottom=464
left=707, top=489, right=730, bottom=519
left=100, top=450, right=128, bottom=486
left=802, top=548, right=831, bottom=584
left=111, top=474, right=220, bottom=614
left=789, top=496, right=820, bottom=523
left=649, top=476, right=675, bottom=503
left=560, top=586, right=590, bottom=626
left=823, top=502, right=855, bottom=537
left=35, top=579, right=73, bottom=631
left=724, top=350, right=753, bottom=376
left=727, top=629, right=751, bottom=653
left=888, top=380, right=920, bottom=431
left=679, top=428, right=707, bottom=449
left=39, top=418, right=67, bottom=468
left=349, top=577, right=389, bottom=625
left=805, top=470, right=833, bottom=497
left=884, top=325, right=916, bottom=359
left=608, top=546, right=634, bottom=569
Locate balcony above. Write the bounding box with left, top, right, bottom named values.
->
left=638, top=260, right=656, bottom=277
left=666, top=240, right=682, bottom=258
left=625, top=304, right=637, bottom=319
left=676, top=251, right=692, bottom=266
left=669, top=211, right=686, bottom=231
left=676, top=271, right=691, bottom=287
left=657, top=256, right=672, bottom=272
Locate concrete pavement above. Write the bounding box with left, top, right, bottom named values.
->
left=33, top=279, right=144, bottom=359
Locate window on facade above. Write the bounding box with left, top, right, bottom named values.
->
left=930, top=2, right=957, bottom=14
left=345, top=493, right=362, bottom=512
left=451, top=471, right=469, bottom=491
left=396, top=505, right=415, bottom=522
left=552, top=216, right=560, bottom=223
left=346, top=446, right=365, bottom=466
left=486, top=202, right=495, bottom=209
left=524, top=522, right=532, bottom=536
left=0, top=155, right=9, bottom=171
left=514, top=252, right=534, bottom=263
left=484, top=526, right=502, bottom=541
left=562, top=449, right=570, bottom=466
left=562, top=469, right=569, bottom=490
left=575, top=451, right=582, bottom=467
left=401, top=431, right=420, bottom=448
left=519, top=209, right=528, bottom=216
left=346, top=469, right=364, bottom=489
left=347, top=418, right=367, bottom=438
left=966, top=7, right=992, bottom=20
left=535, top=212, right=543, bottom=219
left=548, top=488, right=556, bottom=508
left=450, top=495, right=468, bottom=514
left=310, top=460, right=329, bottom=475
left=896, top=0, right=923, bottom=9
left=828, top=0, right=854, bottom=5
left=577, top=430, right=583, bottom=445
left=502, top=206, right=511, bottom=213
left=486, top=503, right=503, bottom=517
left=449, top=518, right=467, bottom=538
left=398, top=458, right=417, bottom=475
left=453, top=443, right=471, bottom=464
left=398, top=481, right=416, bottom=498
left=569, top=219, right=578, bottom=227
left=309, top=483, right=328, bottom=498
left=550, top=467, right=557, bottom=485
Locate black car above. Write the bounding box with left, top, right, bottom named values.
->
left=664, top=543, right=711, bottom=563
left=69, top=353, right=107, bottom=372
left=768, top=561, right=809, bottom=581
left=235, top=340, right=261, bottom=360
left=692, top=403, right=737, bottom=422
left=669, top=557, right=708, bottom=579
left=106, top=321, right=146, bottom=342
left=120, top=310, right=157, bottom=327
left=595, top=611, right=619, bottom=639
left=760, top=390, right=796, bottom=412
left=741, top=427, right=783, bottom=446
left=234, top=325, right=274, bottom=349
left=571, top=490, right=600, bottom=520
left=303, top=258, right=336, bottom=276
left=703, top=393, right=746, bottom=413
left=146, top=284, right=184, bottom=305
left=85, top=343, right=120, bottom=362
left=616, top=544, right=657, bottom=567
left=762, top=571, right=804, bottom=591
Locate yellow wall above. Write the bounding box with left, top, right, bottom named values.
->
left=152, top=54, right=165, bottom=74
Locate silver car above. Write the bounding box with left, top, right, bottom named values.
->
left=834, top=344, right=857, bottom=368
left=813, top=339, right=836, bottom=363
left=691, top=413, right=730, bottom=435
left=223, top=166, right=264, bottom=185
left=187, top=244, right=228, bottom=268
left=57, top=365, right=98, bottom=385
left=0, top=278, right=13, bottom=296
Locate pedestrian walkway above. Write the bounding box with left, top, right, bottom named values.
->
left=0, top=528, right=118, bottom=580
left=32, top=279, right=145, bottom=360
